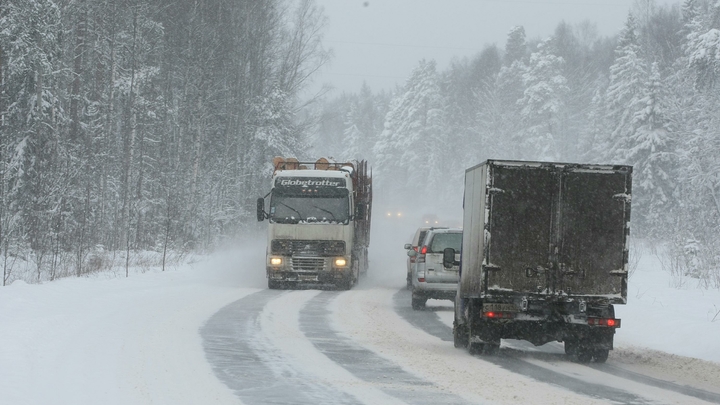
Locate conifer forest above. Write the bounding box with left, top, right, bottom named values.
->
left=1, top=0, right=719, bottom=288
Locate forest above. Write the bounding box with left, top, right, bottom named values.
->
left=1, top=0, right=719, bottom=288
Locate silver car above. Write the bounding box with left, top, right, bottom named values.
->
left=407, top=228, right=462, bottom=310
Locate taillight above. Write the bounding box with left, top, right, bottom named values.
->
left=418, top=246, right=427, bottom=263
left=587, top=317, right=621, bottom=328
left=483, top=311, right=515, bottom=319
left=413, top=246, right=418, bottom=252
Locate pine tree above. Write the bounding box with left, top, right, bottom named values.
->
left=518, top=37, right=569, bottom=161
left=373, top=59, right=445, bottom=205
left=604, top=14, right=647, bottom=162
left=626, top=62, right=676, bottom=234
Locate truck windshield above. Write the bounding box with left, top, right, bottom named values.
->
left=269, top=193, right=350, bottom=224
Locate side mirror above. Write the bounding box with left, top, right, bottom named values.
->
left=404, top=243, right=412, bottom=250
left=407, top=249, right=417, bottom=257
left=256, top=198, right=266, bottom=222
left=443, top=247, right=456, bottom=268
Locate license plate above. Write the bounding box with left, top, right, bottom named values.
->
left=483, top=303, right=517, bottom=312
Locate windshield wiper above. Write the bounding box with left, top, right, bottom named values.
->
left=275, top=202, right=304, bottom=222
left=312, top=205, right=337, bottom=221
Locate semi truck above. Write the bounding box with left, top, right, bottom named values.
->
left=257, top=157, right=372, bottom=290
left=448, top=160, right=632, bottom=362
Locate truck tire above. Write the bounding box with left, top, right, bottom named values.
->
left=575, top=347, right=593, bottom=363
left=564, top=340, right=577, bottom=355
left=411, top=296, right=426, bottom=310
left=268, top=279, right=282, bottom=290
left=468, top=341, right=483, bottom=355
left=483, top=342, right=500, bottom=355
left=453, top=321, right=468, bottom=348
left=593, top=349, right=609, bottom=363
left=406, top=272, right=412, bottom=290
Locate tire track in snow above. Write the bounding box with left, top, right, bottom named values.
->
left=393, top=290, right=720, bottom=404
left=201, top=290, right=360, bottom=405
left=300, top=291, right=477, bottom=405
left=391, top=289, right=654, bottom=405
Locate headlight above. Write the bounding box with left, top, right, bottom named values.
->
left=270, top=257, right=283, bottom=266
left=334, top=258, right=347, bottom=267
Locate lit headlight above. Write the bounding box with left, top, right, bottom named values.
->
left=334, top=258, right=347, bottom=267
left=270, top=257, right=282, bottom=266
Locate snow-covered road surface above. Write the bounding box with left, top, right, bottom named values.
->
left=2, top=242, right=720, bottom=405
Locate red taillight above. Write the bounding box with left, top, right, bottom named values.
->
left=483, top=311, right=515, bottom=319
left=417, top=246, right=427, bottom=263
left=413, top=246, right=418, bottom=252
left=418, top=277, right=425, bottom=282
left=587, top=318, right=621, bottom=328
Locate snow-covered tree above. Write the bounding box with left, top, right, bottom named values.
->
left=604, top=14, right=647, bottom=162
left=483, top=26, right=528, bottom=160
left=685, top=1, right=720, bottom=90
left=373, top=59, right=446, bottom=205
left=518, top=37, right=569, bottom=161
left=626, top=62, right=676, bottom=234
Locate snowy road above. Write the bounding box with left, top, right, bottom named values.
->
left=201, top=284, right=720, bottom=405
left=2, top=242, right=720, bottom=405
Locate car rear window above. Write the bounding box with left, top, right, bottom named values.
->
left=428, top=233, right=462, bottom=253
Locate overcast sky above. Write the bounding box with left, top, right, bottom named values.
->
left=309, top=0, right=677, bottom=95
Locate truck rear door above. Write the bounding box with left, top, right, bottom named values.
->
left=558, top=167, right=630, bottom=296
left=484, top=163, right=630, bottom=297
left=485, top=164, right=555, bottom=293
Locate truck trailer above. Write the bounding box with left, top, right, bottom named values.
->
left=257, top=157, right=372, bottom=290
left=449, top=160, right=632, bottom=362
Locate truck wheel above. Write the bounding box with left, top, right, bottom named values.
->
left=453, top=322, right=468, bottom=348
left=411, top=297, right=426, bottom=310
left=483, top=342, right=500, bottom=355
left=575, top=347, right=593, bottom=363
left=406, top=273, right=412, bottom=290
left=468, top=342, right=483, bottom=355
left=593, top=349, right=609, bottom=363
left=268, top=279, right=282, bottom=290
left=564, top=340, right=577, bottom=355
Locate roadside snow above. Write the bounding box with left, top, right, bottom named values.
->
left=614, top=246, right=720, bottom=363
left=0, top=248, right=266, bottom=405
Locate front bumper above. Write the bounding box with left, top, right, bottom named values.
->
left=267, top=255, right=351, bottom=283
left=412, top=282, right=458, bottom=300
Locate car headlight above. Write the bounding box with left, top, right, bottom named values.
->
left=334, top=258, right=347, bottom=267
left=270, top=257, right=282, bottom=266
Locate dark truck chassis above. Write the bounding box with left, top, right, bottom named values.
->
left=453, top=296, right=619, bottom=362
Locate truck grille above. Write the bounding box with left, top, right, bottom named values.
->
left=271, top=240, right=345, bottom=256
left=291, top=257, right=326, bottom=272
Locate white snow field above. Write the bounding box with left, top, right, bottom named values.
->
left=1, top=237, right=719, bottom=405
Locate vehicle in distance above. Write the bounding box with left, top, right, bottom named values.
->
left=408, top=227, right=462, bottom=309
left=257, top=157, right=372, bottom=290
left=404, top=226, right=446, bottom=289
left=450, top=160, right=632, bottom=362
